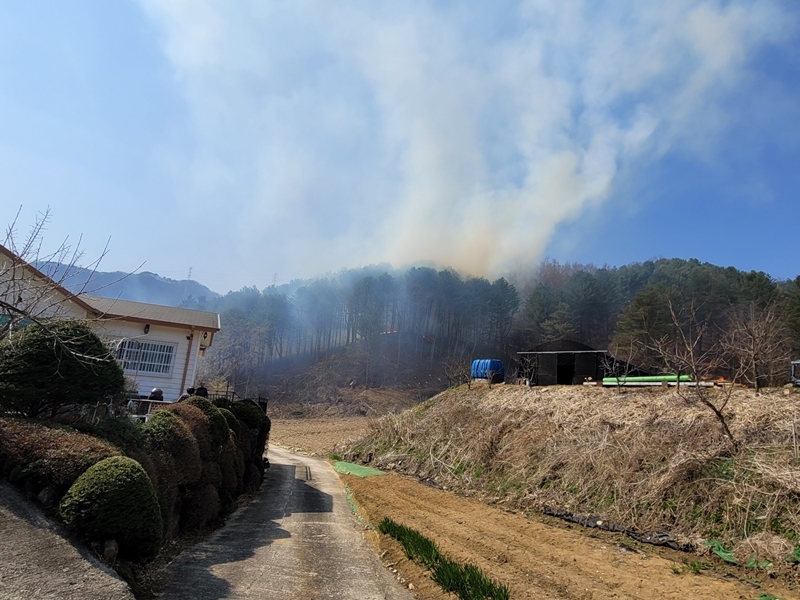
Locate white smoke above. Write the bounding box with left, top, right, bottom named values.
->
left=138, top=0, right=793, bottom=285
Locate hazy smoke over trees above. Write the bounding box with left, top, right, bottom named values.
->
left=198, top=267, right=520, bottom=391
left=194, top=258, right=800, bottom=395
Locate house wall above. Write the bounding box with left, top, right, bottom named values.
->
left=0, top=255, right=90, bottom=321
left=92, top=320, right=202, bottom=402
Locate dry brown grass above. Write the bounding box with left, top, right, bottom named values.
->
left=346, top=382, right=800, bottom=562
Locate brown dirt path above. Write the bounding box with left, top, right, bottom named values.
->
left=343, top=472, right=797, bottom=600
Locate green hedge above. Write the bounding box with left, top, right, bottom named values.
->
left=76, top=415, right=146, bottom=454
left=60, top=456, right=162, bottom=562
left=184, top=397, right=230, bottom=455
left=142, top=411, right=201, bottom=486
left=164, top=403, right=213, bottom=461
left=229, top=399, right=267, bottom=431
left=3, top=393, right=264, bottom=562
left=181, top=483, right=220, bottom=530
left=229, top=400, right=270, bottom=463
left=217, top=408, right=241, bottom=441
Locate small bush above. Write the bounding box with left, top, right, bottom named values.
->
left=181, top=483, right=220, bottom=530
left=0, top=320, right=125, bottom=418
left=60, top=456, right=162, bottom=562
left=200, top=460, right=223, bottom=488
left=76, top=415, right=146, bottom=454
left=229, top=399, right=267, bottom=431
left=219, top=438, right=243, bottom=498
left=230, top=400, right=270, bottom=463
left=212, top=397, right=231, bottom=410
left=217, top=408, right=241, bottom=441
left=184, top=397, right=230, bottom=455
left=0, top=418, right=118, bottom=496
left=230, top=415, right=252, bottom=458
left=147, top=449, right=181, bottom=540
left=164, top=403, right=213, bottom=461
left=142, top=411, right=201, bottom=486
left=243, top=463, right=262, bottom=493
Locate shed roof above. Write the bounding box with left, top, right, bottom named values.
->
left=80, top=295, right=220, bottom=332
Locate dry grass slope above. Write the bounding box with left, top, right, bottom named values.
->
left=346, top=383, right=800, bottom=565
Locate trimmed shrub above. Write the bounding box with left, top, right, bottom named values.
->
left=219, top=438, right=243, bottom=499
left=0, top=320, right=125, bottom=418
left=217, top=408, right=241, bottom=441
left=148, top=449, right=181, bottom=540
left=243, top=463, right=262, bottom=493
left=60, top=456, right=162, bottom=562
left=124, top=446, right=158, bottom=497
left=212, top=396, right=231, bottom=411
left=200, top=460, right=223, bottom=488
left=164, top=402, right=213, bottom=461
left=142, top=411, right=201, bottom=486
left=230, top=400, right=270, bottom=461
left=228, top=412, right=252, bottom=459
left=229, top=399, right=267, bottom=431
left=181, top=483, right=220, bottom=530
left=76, top=415, right=146, bottom=454
left=0, top=418, right=118, bottom=497
left=185, top=397, right=230, bottom=455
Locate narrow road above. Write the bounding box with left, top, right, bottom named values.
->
left=158, top=447, right=413, bottom=600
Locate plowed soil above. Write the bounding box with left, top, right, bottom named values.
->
left=273, top=416, right=800, bottom=600
left=269, top=417, right=371, bottom=455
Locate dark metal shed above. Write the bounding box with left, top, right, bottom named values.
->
left=518, top=339, right=650, bottom=386
left=517, top=340, right=607, bottom=386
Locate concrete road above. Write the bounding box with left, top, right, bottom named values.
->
left=158, top=447, right=413, bottom=600
left=0, top=481, right=135, bottom=600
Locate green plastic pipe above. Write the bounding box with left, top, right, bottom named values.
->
left=602, top=374, right=692, bottom=384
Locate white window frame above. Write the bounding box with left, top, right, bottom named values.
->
left=115, top=338, right=177, bottom=377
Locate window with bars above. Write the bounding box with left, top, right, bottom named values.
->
left=115, top=339, right=176, bottom=375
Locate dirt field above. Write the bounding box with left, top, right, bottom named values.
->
left=269, top=417, right=372, bottom=456
left=271, top=415, right=800, bottom=600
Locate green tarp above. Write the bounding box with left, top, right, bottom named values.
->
left=333, top=461, right=385, bottom=478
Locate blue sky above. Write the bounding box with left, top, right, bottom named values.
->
left=1, top=1, right=798, bottom=294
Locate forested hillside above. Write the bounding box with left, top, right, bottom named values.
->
left=188, top=267, right=520, bottom=401
left=186, top=258, right=800, bottom=403
left=49, top=262, right=220, bottom=307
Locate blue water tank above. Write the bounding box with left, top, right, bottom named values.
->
left=470, top=359, right=505, bottom=383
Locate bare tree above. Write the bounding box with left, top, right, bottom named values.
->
left=0, top=208, right=131, bottom=377
left=601, top=341, right=638, bottom=394
left=442, top=355, right=471, bottom=389
left=0, top=207, right=111, bottom=338
left=720, top=300, right=791, bottom=391
left=648, top=298, right=744, bottom=449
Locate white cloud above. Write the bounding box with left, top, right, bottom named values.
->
left=137, top=0, right=795, bottom=287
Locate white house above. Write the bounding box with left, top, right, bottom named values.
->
left=0, top=243, right=221, bottom=401
left=81, top=296, right=220, bottom=400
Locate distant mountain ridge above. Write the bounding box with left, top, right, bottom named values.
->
left=38, top=262, right=220, bottom=308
